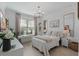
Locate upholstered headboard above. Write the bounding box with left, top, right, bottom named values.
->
left=46, top=30, right=62, bottom=37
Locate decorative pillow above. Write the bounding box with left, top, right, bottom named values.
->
left=51, top=31, right=61, bottom=37
left=46, top=31, right=61, bottom=37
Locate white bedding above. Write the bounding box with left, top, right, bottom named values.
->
left=34, top=35, right=53, bottom=43
left=32, top=35, right=60, bottom=56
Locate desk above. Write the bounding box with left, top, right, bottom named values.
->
left=0, top=38, right=23, bottom=56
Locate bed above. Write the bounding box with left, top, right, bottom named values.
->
left=32, top=35, right=60, bottom=56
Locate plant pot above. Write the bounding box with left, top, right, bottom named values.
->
left=2, top=39, right=11, bottom=52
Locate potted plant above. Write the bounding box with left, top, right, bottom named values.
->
left=0, top=29, right=14, bottom=52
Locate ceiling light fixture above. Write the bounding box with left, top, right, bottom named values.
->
left=34, top=5, right=44, bottom=17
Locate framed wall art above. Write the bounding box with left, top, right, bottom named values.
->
left=49, top=19, right=60, bottom=28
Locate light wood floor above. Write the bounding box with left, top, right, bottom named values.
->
left=23, top=42, right=78, bottom=56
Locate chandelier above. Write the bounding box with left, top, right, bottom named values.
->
left=34, top=6, right=44, bottom=17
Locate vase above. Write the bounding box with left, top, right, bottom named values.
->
left=2, top=39, right=11, bottom=52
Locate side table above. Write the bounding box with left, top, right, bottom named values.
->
left=61, top=37, right=69, bottom=47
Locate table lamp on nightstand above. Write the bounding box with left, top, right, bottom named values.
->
left=63, top=25, right=70, bottom=37
left=61, top=25, right=70, bottom=47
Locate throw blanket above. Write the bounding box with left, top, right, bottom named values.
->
left=35, top=35, right=53, bottom=43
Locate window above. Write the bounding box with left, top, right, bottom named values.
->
left=20, top=19, right=27, bottom=27
left=20, top=18, right=35, bottom=35
left=28, top=20, right=35, bottom=35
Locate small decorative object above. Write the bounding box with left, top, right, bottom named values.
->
left=39, top=23, right=42, bottom=32
left=3, top=38, right=11, bottom=52
left=0, top=29, right=14, bottom=52
left=43, top=20, right=47, bottom=34
left=44, top=20, right=47, bottom=30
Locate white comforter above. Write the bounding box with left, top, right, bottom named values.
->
left=35, top=35, right=53, bottom=43
left=32, top=35, right=60, bottom=56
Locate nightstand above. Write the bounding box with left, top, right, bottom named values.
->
left=68, top=42, right=78, bottom=52
left=67, top=37, right=79, bottom=52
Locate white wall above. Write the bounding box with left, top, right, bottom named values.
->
left=47, top=10, right=64, bottom=32
left=47, top=2, right=79, bottom=40
left=0, top=3, right=7, bottom=16
left=5, top=8, right=34, bottom=33
left=74, top=3, right=79, bottom=40
left=5, top=8, right=16, bottom=31
left=0, top=3, right=16, bottom=31
left=0, top=2, right=79, bottom=40
left=75, top=18, right=79, bottom=40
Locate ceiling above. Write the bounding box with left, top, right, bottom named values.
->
left=0, top=2, right=76, bottom=15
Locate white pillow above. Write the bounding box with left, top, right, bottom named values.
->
left=52, top=31, right=61, bottom=37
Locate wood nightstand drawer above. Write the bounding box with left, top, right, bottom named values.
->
left=68, top=42, right=78, bottom=52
